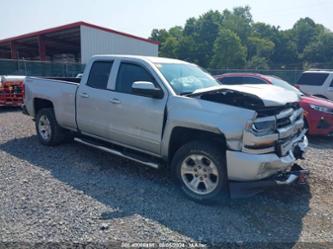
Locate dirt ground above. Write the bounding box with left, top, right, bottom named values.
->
left=0, top=108, right=332, bottom=248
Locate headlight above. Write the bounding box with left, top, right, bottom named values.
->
left=309, top=104, right=333, bottom=114
left=252, top=120, right=276, bottom=135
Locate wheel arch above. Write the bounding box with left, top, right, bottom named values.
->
left=167, top=126, right=227, bottom=163
left=34, top=98, right=54, bottom=116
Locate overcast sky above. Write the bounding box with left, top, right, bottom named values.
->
left=1, top=0, right=332, bottom=40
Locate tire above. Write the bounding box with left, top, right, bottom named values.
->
left=35, top=108, right=67, bottom=146
left=171, top=141, right=229, bottom=204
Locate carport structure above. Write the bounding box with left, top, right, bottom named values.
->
left=0, top=21, right=159, bottom=63
left=0, top=22, right=81, bottom=62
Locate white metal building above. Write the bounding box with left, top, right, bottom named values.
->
left=0, top=21, right=159, bottom=64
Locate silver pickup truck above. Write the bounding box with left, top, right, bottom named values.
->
left=23, top=55, right=309, bottom=202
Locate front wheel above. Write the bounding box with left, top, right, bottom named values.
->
left=171, top=141, right=229, bottom=204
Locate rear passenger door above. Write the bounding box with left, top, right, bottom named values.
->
left=76, top=60, right=116, bottom=138
left=109, top=61, right=168, bottom=155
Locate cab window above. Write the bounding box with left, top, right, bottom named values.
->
left=116, top=63, right=157, bottom=94
left=87, top=61, right=113, bottom=89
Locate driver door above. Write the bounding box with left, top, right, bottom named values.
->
left=108, top=62, right=168, bottom=155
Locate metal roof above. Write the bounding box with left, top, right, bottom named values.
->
left=0, top=21, right=159, bottom=45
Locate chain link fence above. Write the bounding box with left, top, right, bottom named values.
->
left=0, top=59, right=84, bottom=77
left=0, top=59, right=304, bottom=83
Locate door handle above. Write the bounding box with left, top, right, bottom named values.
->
left=110, top=98, right=121, bottom=104
left=79, top=92, right=89, bottom=98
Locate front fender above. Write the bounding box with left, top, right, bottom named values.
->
left=161, top=96, right=256, bottom=158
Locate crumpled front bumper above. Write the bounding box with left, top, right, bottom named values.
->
left=226, top=131, right=308, bottom=181
left=229, top=164, right=309, bottom=198
left=226, top=131, right=309, bottom=198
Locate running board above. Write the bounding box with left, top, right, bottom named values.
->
left=74, top=137, right=160, bottom=169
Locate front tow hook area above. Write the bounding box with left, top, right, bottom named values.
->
left=229, top=164, right=309, bottom=198
left=293, top=145, right=305, bottom=160
left=293, top=134, right=308, bottom=160
left=274, top=164, right=309, bottom=185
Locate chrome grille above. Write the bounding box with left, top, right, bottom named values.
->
left=276, top=107, right=304, bottom=139
left=277, top=117, right=291, bottom=128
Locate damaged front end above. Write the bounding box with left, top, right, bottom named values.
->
left=239, top=102, right=308, bottom=180
left=243, top=103, right=306, bottom=158
left=191, top=87, right=309, bottom=195
left=192, top=88, right=307, bottom=162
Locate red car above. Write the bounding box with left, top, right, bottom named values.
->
left=215, top=73, right=333, bottom=136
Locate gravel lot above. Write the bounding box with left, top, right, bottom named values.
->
left=0, top=108, right=332, bottom=248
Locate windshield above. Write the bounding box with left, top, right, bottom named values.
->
left=155, top=63, right=220, bottom=95
left=266, top=76, right=303, bottom=96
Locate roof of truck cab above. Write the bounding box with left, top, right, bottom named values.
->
left=91, top=55, right=187, bottom=64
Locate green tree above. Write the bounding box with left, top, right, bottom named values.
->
left=184, top=17, right=197, bottom=36
left=186, top=10, right=223, bottom=66
left=222, top=6, right=252, bottom=43
left=247, top=36, right=275, bottom=58
left=303, top=32, right=333, bottom=66
left=252, top=22, right=279, bottom=40
left=210, top=28, right=247, bottom=69
left=149, top=7, right=333, bottom=70
left=246, top=56, right=269, bottom=69
left=150, top=27, right=183, bottom=58
left=168, top=26, right=183, bottom=40
left=159, top=36, right=179, bottom=58
left=176, top=36, right=197, bottom=62
left=150, top=29, right=169, bottom=43
left=270, top=30, right=299, bottom=68
left=292, top=18, right=324, bottom=54
left=251, top=22, right=299, bottom=68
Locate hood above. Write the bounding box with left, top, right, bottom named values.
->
left=301, top=95, right=333, bottom=108
left=191, top=84, right=300, bottom=107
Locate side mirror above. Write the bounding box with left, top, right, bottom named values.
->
left=131, top=81, right=164, bottom=99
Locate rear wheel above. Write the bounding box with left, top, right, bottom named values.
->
left=172, top=141, right=229, bottom=204
left=35, top=108, right=69, bottom=146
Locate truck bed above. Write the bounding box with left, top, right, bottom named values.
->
left=46, top=77, right=81, bottom=84
left=24, top=76, right=79, bottom=131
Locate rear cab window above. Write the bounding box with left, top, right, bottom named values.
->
left=297, top=73, right=329, bottom=86
left=87, top=61, right=113, bottom=89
